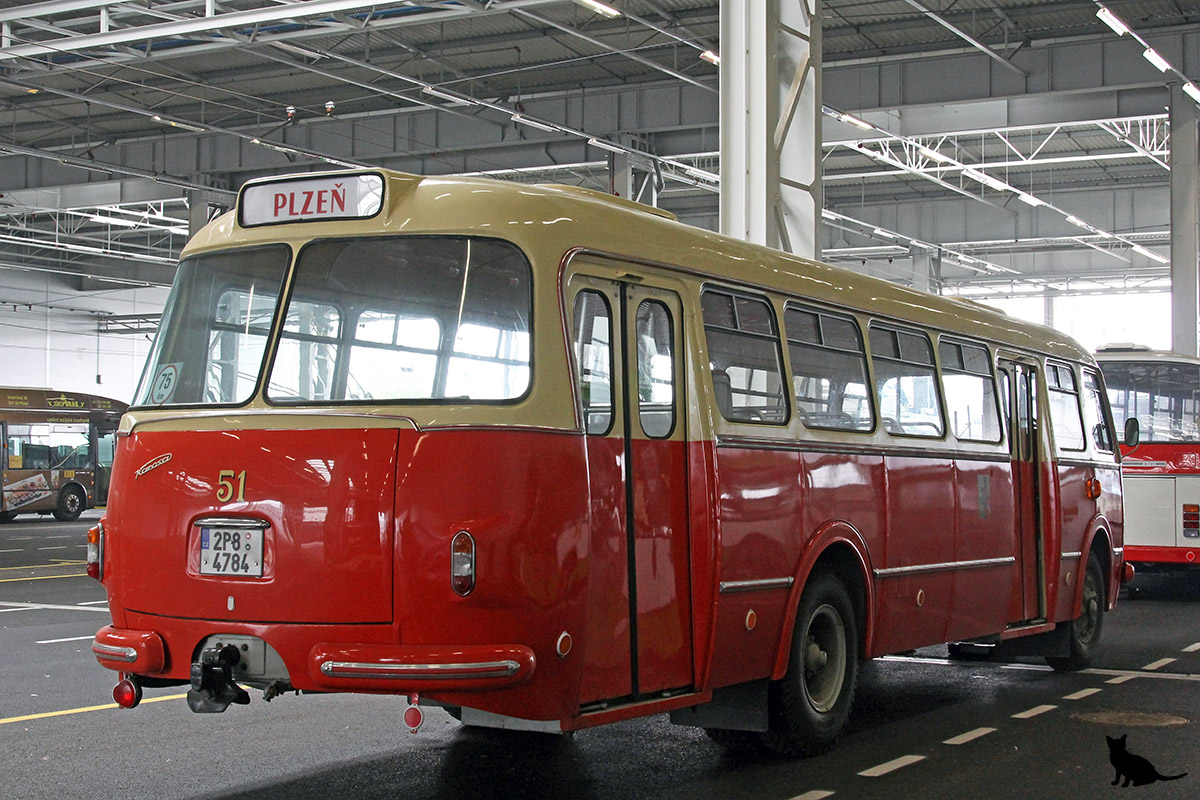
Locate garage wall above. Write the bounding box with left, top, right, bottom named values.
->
left=0, top=271, right=165, bottom=404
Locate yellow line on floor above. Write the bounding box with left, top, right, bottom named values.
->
left=0, top=561, right=84, bottom=571
left=0, top=572, right=86, bottom=583
left=0, top=694, right=188, bottom=726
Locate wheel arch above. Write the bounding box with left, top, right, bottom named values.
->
left=770, top=521, right=873, bottom=681
left=1079, top=515, right=1114, bottom=612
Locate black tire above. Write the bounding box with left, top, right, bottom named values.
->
left=1046, top=550, right=1106, bottom=672
left=52, top=486, right=85, bottom=522
left=761, top=571, right=859, bottom=757
left=0, top=511, right=16, bottom=523
left=704, top=728, right=763, bottom=752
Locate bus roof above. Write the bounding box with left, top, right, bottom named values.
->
left=1095, top=347, right=1200, bottom=367
left=188, top=168, right=1093, bottom=366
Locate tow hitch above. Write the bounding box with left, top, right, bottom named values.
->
left=187, top=644, right=251, bottom=713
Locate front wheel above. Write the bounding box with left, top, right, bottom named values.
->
left=52, top=486, right=85, bottom=522
left=1046, top=550, right=1106, bottom=672
left=761, top=571, right=859, bottom=757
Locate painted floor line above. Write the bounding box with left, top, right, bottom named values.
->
left=1013, top=704, right=1057, bottom=719
left=0, top=573, right=87, bottom=583
left=0, top=601, right=112, bottom=612
left=37, top=635, right=96, bottom=644
left=77, top=600, right=109, bottom=606
left=1183, top=643, right=1200, bottom=653
left=0, top=548, right=24, bottom=553
left=1063, top=688, right=1101, bottom=700
left=858, top=755, right=926, bottom=777
left=37, top=546, right=69, bottom=551
left=790, top=792, right=835, bottom=800
left=944, top=727, right=996, bottom=745
left=1107, top=675, right=1137, bottom=684
left=1143, top=657, right=1177, bottom=671
left=1084, top=667, right=1200, bottom=682
left=0, top=694, right=188, bottom=726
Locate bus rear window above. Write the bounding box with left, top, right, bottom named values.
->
left=133, top=245, right=291, bottom=407
left=267, top=236, right=532, bottom=404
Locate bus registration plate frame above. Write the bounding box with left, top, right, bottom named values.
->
left=199, top=526, right=264, bottom=577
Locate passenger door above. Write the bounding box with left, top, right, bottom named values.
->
left=569, top=268, right=693, bottom=704
left=999, top=358, right=1045, bottom=623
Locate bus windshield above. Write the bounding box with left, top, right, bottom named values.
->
left=1102, top=359, right=1200, bottom=443
left=265, top=236, right=531, bottom=404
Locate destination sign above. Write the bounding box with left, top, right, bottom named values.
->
left=239, top=173, right=384, bottom=227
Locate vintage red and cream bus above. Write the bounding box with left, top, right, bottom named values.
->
left=90, top=168, right=1127, bottom=754
left=2, top=387, right=125, bottom=522
left=1096, top=345, right=1200, bottom=571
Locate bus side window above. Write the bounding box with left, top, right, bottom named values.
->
left=1046, top=363, right=1086, bottom=451
left=939, top=340, right=1002, bottom=443
left=784, top=304, right=873, bottom=431
left=869, top=324, right=944, bottom=437
left=701, top=289, right=788, bottom=425
left=572, top=291, right=614, bottom=435
left=1081, top=368, right=1114, bottom=453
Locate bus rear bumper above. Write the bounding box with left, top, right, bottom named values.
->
left=308, top=643, right=537, bottom=692
left=92, top=625, right=165, bottom=673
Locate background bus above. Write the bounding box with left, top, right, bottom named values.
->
left=1, top=387, right=126, bottom=522
left=1097, top=345, right=1200, bottom=570
left=91, top=170, right=1124, bottom=755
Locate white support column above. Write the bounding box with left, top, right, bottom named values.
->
left=1170, top=82, right=1200, bottom=357
left=719, top=0, right=821, bottom=258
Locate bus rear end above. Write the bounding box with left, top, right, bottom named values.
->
left=1098, top=347, right=1200, bottom=570
left=90, top=171, right=589, bottom=725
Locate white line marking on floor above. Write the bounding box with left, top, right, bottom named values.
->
left=944, top=727, right=996, bottom=745
left=1013, top=704, right=1057, bottom=719
left=1183, top=643, right=1200, bottom=653
left=790, top=792, right=835, bottom=800
left=0, top=601, right=112, bottom=613
left=7, top=537, right=33, bottom=541
left=1143, top=658, right=1177, bottom=671
left=0, top=548, right=24, bottom=553
left=859, top=755, right=926, bottom=777
left=36, top=635, right=95, bottom=644
left=37, top=546, right=68, bottom=551
left=77, top=600, right=108, bottom=606
left=1107, top=675, right=1137, bottom=684
left=1063, top=688, right=1101, bottom=700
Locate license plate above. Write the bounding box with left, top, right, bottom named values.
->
left=199, top=526, right=263, bottom=577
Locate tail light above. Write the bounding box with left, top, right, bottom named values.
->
left=86, top=523, right=105, bottom=581
left=1184, top=504, right=1199, bottom=539
left=451, top=531, right=475, bottom=596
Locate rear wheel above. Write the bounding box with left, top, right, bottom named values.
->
left=52, top=486, right=85, bottom=522
left=1046, top=550, right=1105, bottom=672
left=761, top=571, right=859, bottom=757
left=0, top=511, right=16, bottom=523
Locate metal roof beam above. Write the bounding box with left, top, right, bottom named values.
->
left=901, top=0, right=1028, bottom=77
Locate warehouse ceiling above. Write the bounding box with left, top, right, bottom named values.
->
left=0, top=0, right=1197, bottom=298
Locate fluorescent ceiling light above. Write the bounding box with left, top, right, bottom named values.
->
left=511, top=114, right=557, bottom=133
left=820, top=209, right=838, bottom=220
left=1096, top=7, right=1130, bottom=36
left=577, top=0, right=621, bottom=17
left=872, top=227, right=897, bottom=239
left=1017, top=193, right=1046, bottom=207
left=1143, top=48, right=1171, bottom=73
left=700, top=50, right=720, bottom=66
left=1185, top=83, right=1200, bottom=104
left=1066, top=215, right=1090, bottom=229
left=917, top=145, right=955, bottom=165
left=838, top=112, right=873, bottom=131
left=588, top=137, right=626, bottom=154
left=423, top=86, right=470, bottom=106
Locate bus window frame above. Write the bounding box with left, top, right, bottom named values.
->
left=1045, top=360, right=1088, bottom=453
left=867, top=321, right=947, bottom=440
left=937, top=336, right=1003, bottom=445
left=700, top=284, right=791, bottom=427
left=781, top=300, right=876, bottom=434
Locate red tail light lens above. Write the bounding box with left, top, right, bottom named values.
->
left=451, top=531, right=475, bottom=596
left=86, top=523, right=105, bottom=581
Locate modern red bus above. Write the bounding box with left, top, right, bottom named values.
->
left=2, top=387, right=125, bottom=521
left=1096, top=345, right=1200, bottom=571
left=90, top=169, right=1127, bottom=754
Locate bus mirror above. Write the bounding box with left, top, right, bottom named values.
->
left=1124, top=417, right=1140, bottom=447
